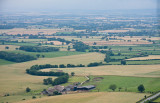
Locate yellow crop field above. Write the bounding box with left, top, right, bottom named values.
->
left=17, top=92, right=149, bottom=103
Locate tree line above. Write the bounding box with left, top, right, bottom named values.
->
left=26, top=64, right=69, bottom=86
left=48, top=37, right=71, bottom=45
left=19, top=46, right=59, bottom=52
left=0, top=51, right=36, bottom=62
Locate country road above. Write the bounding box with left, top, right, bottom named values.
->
left=141, top=92, right=160, bottom=103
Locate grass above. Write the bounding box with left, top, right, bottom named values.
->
left=8, top=50, right=87, bottom=58
left=126, top=60, right=160, bottom=65
left=153, top=97, right=160, bottom=102
left=1, top=42, right=38, bottom=46
left=17, top=39, right=47, bottom=42
left=16, top=92, right=149, bottom=103
left=83, top=75, right=160, bottom=92
left=0, top=59, right=15, bottom=65
left=126, top=55, right=160, bottom=60
left=62, top=76, right=87, bottom=86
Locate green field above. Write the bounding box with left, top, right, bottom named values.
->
left=83, top=75, right=160, bottom=92
left=0, top=59, right=15, bottom=65
left=153, top=97, right=160, bottom=102
left=8, top=50, right=87, bottom=58
left=1, top=43, right=38, bottom=46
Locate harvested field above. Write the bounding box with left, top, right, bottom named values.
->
left=0, top=28, right=61, bottom=35
left=0, top=45, right=20, bottom=51
left=99, top=30, right=129, bottom=33
left=17, top=92, right=148, bottom=103
left=44, top=41, right=63, bottom=45
left=42, top=65, right=160, bottom=78
left=127, top=55, right=160, bottom=60
left=83, top=41, right=152, bottom=46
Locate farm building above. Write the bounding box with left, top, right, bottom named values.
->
left=74, top=85, right=95, bottom=91
left=41, top=85, right=64, bottom=95
left=42, top=85, right=96, bottom=96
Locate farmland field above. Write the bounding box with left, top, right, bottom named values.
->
left=16, top=92, right=149, bottom=103
left=7, top=50, right=87, bottom=58
left=0, top=8, right=160, bottom=103
left=56, top=65, right=160, bottom=77
left=126, top=55, right=160, bottom=60
left=0, top=28, right=61, bottom=35
left=0, top=53, right=105, bottom=95
left=0, top=59, right=15, bottom=65
left=83, top=75, right=160, bottom=92
left=0, top=45, right=20, bottom=51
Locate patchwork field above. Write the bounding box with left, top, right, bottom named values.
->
left=16, top=92, right=149, bottom=103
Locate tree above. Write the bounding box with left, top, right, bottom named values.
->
left=32, top=96, right=36, bottom=99
left=109, top=84, right=117, bottom=91
left=36, top=54, right=40, bottom=58
left=118, top=53, right=121, bottom=56
left=93, top=42, right=97, bottom=45
left=5, top=46, right=9, bottom=50
left=67, top=46, right=71, bottom=51
left=128, top=47, right=132, bottom=51
left=71, top=72, right=75, bottom=76
left=118, top=87, right=122, bottom=91
left=121, top=60, right=126, bottom=65
left=138, top=84, right=145, bottom=92
left=104, top=54, right=111, bottom=63
left=26, top=87, right=31, bottom=92
left=50, top=42, right=54, bottom=45
left=42, top=55, right=45, bottom=58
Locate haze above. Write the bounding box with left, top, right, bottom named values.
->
left=0, top=0, right=158, bottom=12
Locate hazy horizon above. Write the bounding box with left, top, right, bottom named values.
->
left=0, top=0, right=158, bottom=13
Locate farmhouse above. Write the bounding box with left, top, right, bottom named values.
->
left=42, top=85, right=64, bottom=96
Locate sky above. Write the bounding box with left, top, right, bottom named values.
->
left=0, top=0, right=158, bottom=12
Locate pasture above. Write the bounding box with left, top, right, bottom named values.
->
left=84, top=75, right=160, bottom=92
left=0, top=59, right=15, bottom=65
left=8, top=50, right=87, bottom=58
